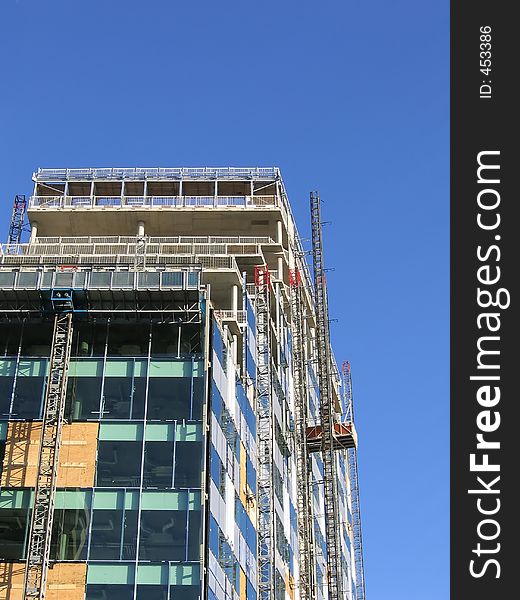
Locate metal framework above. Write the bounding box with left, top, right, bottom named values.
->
left=310, top=191, right=344, bottom=600
left=289, top=267, right=315, bottom=600
left=8, top=195, right=27, bottom=249
left=342, top=362, right=366, bottom=600
left=23, top=312, right=73, bottom=600
left=255, top=265, right=275, bottom=600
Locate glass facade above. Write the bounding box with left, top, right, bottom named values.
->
left=0, top=317, right=205, bottom=599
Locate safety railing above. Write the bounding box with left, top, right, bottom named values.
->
left=29, top=236, right=276, bottom=245
left=214, top=310, right=247, bottom=325
left=34, top=166, right=280, bottom=181
left=28, top=195, right=279, bottom=210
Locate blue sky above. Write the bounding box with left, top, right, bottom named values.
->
left=0, top=1, right=449, bottom=598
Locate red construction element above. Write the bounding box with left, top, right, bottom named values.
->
left=289, top=268, right=302, bottom=288
left=59, top=265, right=78, bottom=272
left=254, top=265, right=271, bottom=288
left=342, top=360, right=351, bottom=375
left=306, top=422, right=357, bottom=452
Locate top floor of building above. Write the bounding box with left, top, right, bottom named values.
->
left=28, top=167, right=295, bottom=241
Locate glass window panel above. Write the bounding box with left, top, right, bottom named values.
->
left=16, top=271, right=39, bottom=288
left=138, top=272, right=160, bottom=288
left=0, top=272, right=16, bottom=289
left=170, top=586, right=201, bottom=600
left=90, top=272, right=112, bottom=288
left=187, top=271, right=200, bottom=288
left=0, top=376, right=14, bottom=418
left=113, top=272, right=135, bottom=288
left=191, top=377, right=204, bottom=420
left=72, top=322, right=107, bottom=357
left=11, top=375, right=44, bottom=419
left=152, top=323, right=180, bottom=357
left=66, top=377, right=102, bottom=420
left=180, top=324, right=202, bottom=358
left=0, top=508, right=28, bottom=559
left=122, top=509, right=138, bottom=559
left=136, top=586, right=168, bottom=600
left=0, top=323, right=22, bottom=356
left=102, top=377, right=132, bottom=419
left=161, top=271, right=183, bottom=288
left=89, top=509, right=123, bottom=560
left=86, top=584, right=134, bottom=600
left=96, top=441, right=143, bottom=487
left=139, top=509, right=187, bottom=561
left=51, top=508, right=90, bottom=560
left=143, top=441, right=174, bottom=488
left=147, top=378, right=191, bottom=421
left=108, top=322, right=150, bottom=356
left=20, top=321, right=53, bottom=356
left=174, top=442, right=202, bottom=488
left=187, top=510, right=202, bottom=561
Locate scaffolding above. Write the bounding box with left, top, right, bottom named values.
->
left=255, top=265, right=275, bottom=600
left=23, top=312, right=73, bottom=599
left=310, top=191, right=344, bottom=600
left=343, top=362, right=366, bottom=600
left=8, top=195, right=27, bottom=249
left=290, top=266, right=315, bottom=600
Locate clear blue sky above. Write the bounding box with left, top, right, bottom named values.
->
left=0, top=1, right=449, bottom=598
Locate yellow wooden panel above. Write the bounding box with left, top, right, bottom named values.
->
left=286, top=571, right=295, bottom=600
left=0, top=422, right=99, bottom=489
left=239, top=441, right=247, bottom=506
left=0, top=562, right=24, bottom=600
left=57, top=422, right=99, bottom=487
left=47, top=563, right=87, bottom=600
left=0, top=422, right=41, bottom=488
left=240, top=567, right=247, bottom=600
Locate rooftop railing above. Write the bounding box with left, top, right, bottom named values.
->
left=28, top=195, right=280, bottom=210
left=32, top=235, right=276, bottom=245
left=33, top=166, right=280, bottom=181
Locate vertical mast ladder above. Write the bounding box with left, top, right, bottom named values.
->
left=342, top=362, right=366, bottom=600
left=255, top=265, right=275, bottom=600
left=23, top=312, right=73, bottom=599
left=310, top=191, right=344, bottom=600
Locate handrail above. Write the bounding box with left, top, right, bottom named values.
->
left=34, top=166, right=280, bottom=181
left=28, top=195, right=279, bottom=210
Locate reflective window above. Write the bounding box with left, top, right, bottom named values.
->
left=192, top=377, right=204, bottom=420
left=89, top=509, right=123, bottom=560
left=96, top=441, right=143, bottom=487
left=170, top=586, right=201, bottom=600
left=86, top=585, right=134, bottom=600
left=144, top=441, right=174, bottom=488
left=0, top=508, right=28, bottom=559
left=187, top=510, right=202, bottom=560
left=72, top=322, right=107, bottom=357
left=102, top=377, right=146, bottom=420
left=148, top=378, right=191, bottom=421
left=20, top=321, right=53, bottom=356
left=51, top=508, right=90, bottom=560
left=175, top=442, right=202, bottom=488
left=139, top=509, right=187, bottom=561
left=66, top=377, right=102, bottom=420
left=108, top=322, right=150, bottom=356
left=0, top=323, right=22, bottom=356
left=136, top=586, right=168, bottom=600
left=11, top=375, right=45, bottom=419
left=152, top=323, right=181, bottom=356
left=0, top=375, right=14, bottom=418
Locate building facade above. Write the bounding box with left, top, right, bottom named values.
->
left=0, top=168, right=358, bottom=600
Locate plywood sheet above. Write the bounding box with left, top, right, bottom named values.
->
left=0, top=562, right=24, bottom=600
left=0, top=422, right=99, bottom=489
left=47, top=563, right=87, bottom=600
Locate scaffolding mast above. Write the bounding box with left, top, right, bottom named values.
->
left=342, top=362, right=366, bottom=600
left=310, top=191, right=344, bottom=600
left=8, top=194, right=27, bottom=249
left=23, top=312, right=74, bottom=600
left=290, top=266, right=315, bottom=600
left=255, top=265, right=275, bottom=600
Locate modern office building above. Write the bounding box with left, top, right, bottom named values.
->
left=0, top=168, right=364, bottom=600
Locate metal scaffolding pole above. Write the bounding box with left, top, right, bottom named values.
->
left=343, top=362, right=366, bottom=600
left=310, top=191, right=344, bottom=600
left=290, top=266, right=316, bottom=600
left=255, top=265, right=275, bottom=600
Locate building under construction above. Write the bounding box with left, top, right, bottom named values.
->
left=0, top=167, right=365, bottom=600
